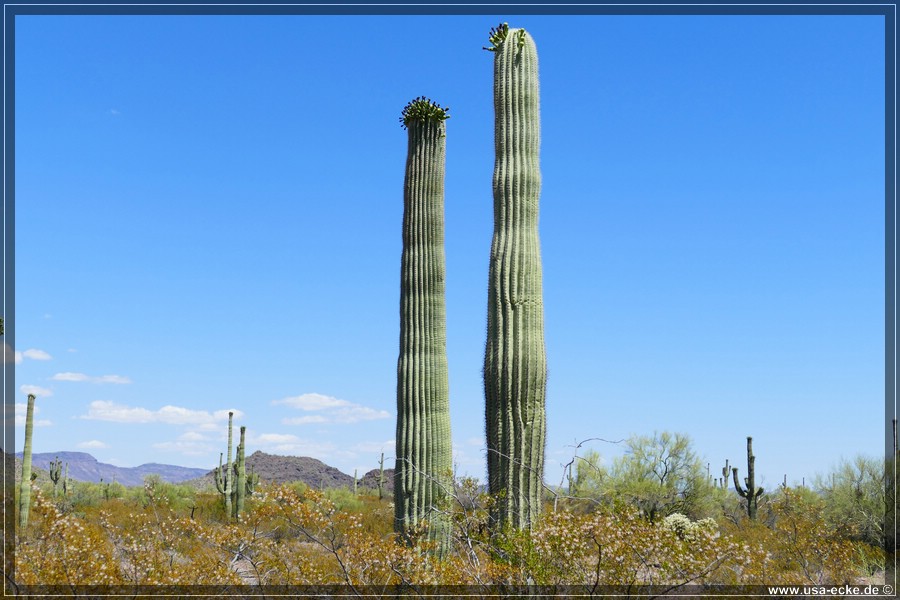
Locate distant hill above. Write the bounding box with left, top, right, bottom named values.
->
left=187, top=451, right=359, bottom=490
left=4, top=449, right=394, bottom=493
left=12, top=451, right=209, bottom=486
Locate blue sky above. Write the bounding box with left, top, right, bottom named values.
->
left=11, top=13, right=886, bottom=489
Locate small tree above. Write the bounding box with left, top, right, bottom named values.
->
left=815, top=454, right=884, bottom=547
left=605, top=431, right=714, bottom=522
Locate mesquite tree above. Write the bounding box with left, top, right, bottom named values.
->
left=483, top=23, right=548, bottom=531
left=394, top=97, right=453, bottom=553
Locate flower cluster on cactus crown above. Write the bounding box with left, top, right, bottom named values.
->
left=400, top=96, right=450, bottom=129
left=483, top=22, right=526, bottom=51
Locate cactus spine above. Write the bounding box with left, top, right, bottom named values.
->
left=19, top=394, right=36, bottom=530
left=214, top=411, right=235, bottom=518
left=483, top=23, right=547, bottom=531
left=732, top=436, right=764, bottom=520
left=395, top=97, right=453, bottom=552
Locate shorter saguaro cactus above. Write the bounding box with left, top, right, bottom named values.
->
left=49, top=456, right=62, bottom=498
left=378, top=452, right=385, bottom=500
left=246, top=468, right=259, bottom=496
left=234, top=426, right=248, bottom=518
left=732, top=436, right=764, bottom=520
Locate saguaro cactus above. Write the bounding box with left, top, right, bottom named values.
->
left=48, top=456, right=62, bottom=498
left=483, top=22, right=548, bottom=531
left=378, top=452, right=386, bottom=500
left=19, top=394, right=36, bottom=530
left=394, top=96, right=453, bottom=552
left=233, top=426, right=247, bottom=518
left=62, top=462, right=70, bottom=497
left=732, top=436, right=764, bottom=520
left=214, top=412, right=235, bottom=517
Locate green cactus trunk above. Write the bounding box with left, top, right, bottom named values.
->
left=214, top=412, right=234, bottom=518
left=49, top=456, right=62, bottom=498
left=19, top=394, right=36, bottom=531
left=378, top=452, right=385, bottom=501
left=484, top=24, right=547, bottom=531
left=233, top=426, right=247, bottom=518
left=395, top=97, right=453, bottom=554
left=63, top=462, right=69, bottom=497
left=732, top=436, right=764, bottom=520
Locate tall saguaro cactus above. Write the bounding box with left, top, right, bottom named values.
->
left=214, top=412, right=235, bottom=517
left=483, top=22, right=548, bottom=531
left=732, top=436, right=764, bottom=520
left=19, top=394, right=36, bottom=530
left=395, top=97, right=453, bottom=552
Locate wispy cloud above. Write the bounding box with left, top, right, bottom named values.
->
left=52, top=372, right=132, bottom=384
left=252, top=432, right=337, bottom=457
left=274, top=393, right=390, bottom=425
left=109, top=108, right=121, bottom=116
left=6, top=345, right=52, bottom=364
left=77, top=440, right=108, bottom=449
left=152, top=440, right=217, bottom=456
left=20, top=384, right=52, bottom=398
left=79, top=400, right=243, bottom=425
left=281, top=415, right=328, bottom=425
left=14, top=403, right=52, bottom=427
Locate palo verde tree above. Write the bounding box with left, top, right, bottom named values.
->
left=605, top=431, right=714, bottom=522
left=394, top=96, right=453, bottom=554
left=483, top=23, right=548, bottom=531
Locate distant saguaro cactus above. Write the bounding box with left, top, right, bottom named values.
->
left=19, top=394, right=36, bottom=530
left=395, top=96, right=453, bottom=554
left=378, top=452, right=386, bottom=500
left=732, top=436, right=764, bottom=520
left=48, top=456, right=63, bottom=498
left=483, top=22, right=547, bottom=531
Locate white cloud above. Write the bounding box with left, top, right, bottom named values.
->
left=51, top=372, right=90, bottom=382
left=257, top=433, right=302, bottom=444
left=22, top=349, right=52, bottom=361
left=274, top=392, right=390, bottom=425
left=20, top=385, right=52, bottom=398
left=14, top=403, right=51, bottom=427
left=152, top=440, right=216, bottom=456
left=349, top=440, right=395, bottom=454
left=273, top=393, right=351, bottom=411
left=109, top=108, right=121, bottom=116
left=254, top=436, right=337, bottom=458
left=77, top=440, right=108, bottom=449
left=52, top=372, right=132, bottom=384
left=281, top=415, right=328, bottom=425
left=79, top=400, right=244, bottom=426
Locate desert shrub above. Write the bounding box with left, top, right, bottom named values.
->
left=323, top=487, right=363, bottom=512
left=15, top=487, right=123, bottom=585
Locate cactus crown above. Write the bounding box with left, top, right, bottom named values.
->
left=400, top=96, right=450, bottom=129
left=483, top=22, right=526, bottom=52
